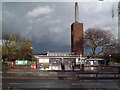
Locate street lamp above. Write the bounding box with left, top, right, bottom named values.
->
left=30, top=46, right=33, bottom=50
left=109, top=54, right=112, bottom=62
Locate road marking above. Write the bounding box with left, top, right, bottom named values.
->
left=3, top=72, right=36, bottom=73
left=72, top=83, right=102, bottom=86
left=10, top=82, right=54, bottom=84
left=72, top=82, right=116, bottom=86
left=2, top=72, right=58, bottom=74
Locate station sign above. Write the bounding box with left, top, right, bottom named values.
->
left=15, top=60, right=28, bottom=65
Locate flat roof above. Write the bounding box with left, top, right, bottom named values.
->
left=47, top=52, right=73, bottom=54
left=85, top=58, right=104, bottom=61
left=34, top=55, right=86, bottom=58
left=34, top=55, right=105, bottom=60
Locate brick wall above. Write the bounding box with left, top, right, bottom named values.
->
left=71, top=22, right=84, bottom=55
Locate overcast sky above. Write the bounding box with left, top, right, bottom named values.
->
left=2, top=1, right=118, bottom=53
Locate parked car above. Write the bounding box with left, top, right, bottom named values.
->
left=37, top=64, right=43, bottom=68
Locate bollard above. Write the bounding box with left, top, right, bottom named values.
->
left=72, top=64, right=74, bottom=71
left=81, top=64, right=84, bottom=72
left=118, top=66, right=120, bottom=73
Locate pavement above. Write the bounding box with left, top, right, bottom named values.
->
left=2, top=66, right=119, bottom=73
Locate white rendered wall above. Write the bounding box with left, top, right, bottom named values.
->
left=39, top=58, right=49, bottom=63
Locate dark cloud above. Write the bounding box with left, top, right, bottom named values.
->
left=2, top=2, right=118, bottom=53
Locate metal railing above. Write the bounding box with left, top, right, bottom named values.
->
left=2, top=71, right=120, bottom=79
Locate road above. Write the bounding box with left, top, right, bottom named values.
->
left=1, top=68, right=120, bottom=88
left=2, top=79, right=120, bottom=88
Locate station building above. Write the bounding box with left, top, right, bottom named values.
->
left=34, top=52, right=106, bottom=70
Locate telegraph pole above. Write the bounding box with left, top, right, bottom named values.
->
left=118, top=1, right=120, bottom=42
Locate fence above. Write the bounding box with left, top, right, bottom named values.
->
left=2, top=71, right=120, bottom=79
left=76, top=73, right=120, bottom=79
left=109, top=62, right=120, bottom=67
left=2, top=61, right=36, bottom=70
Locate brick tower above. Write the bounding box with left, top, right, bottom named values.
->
left=71, top=2, right=84, bottom=55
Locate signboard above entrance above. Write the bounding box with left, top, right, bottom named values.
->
left=15, top=60, right=28, bottom=65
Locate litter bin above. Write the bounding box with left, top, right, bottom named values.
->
left=11, top=61, right=14, bottom=68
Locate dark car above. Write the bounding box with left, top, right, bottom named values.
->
left=37, top=64, right=43, bottom=68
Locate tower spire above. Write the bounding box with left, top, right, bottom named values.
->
left=75, top=2, right=79, bottom=22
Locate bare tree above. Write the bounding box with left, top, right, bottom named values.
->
left=103, top=39, right=120, bottom=55
left=84, top=28, right=115, bottom=56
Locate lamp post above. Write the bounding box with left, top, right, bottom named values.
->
left=109, top=54, right=111, bottom=62
left=30, top=46, right=33, bottom=51
left=109, top=54, right=112, bottom=67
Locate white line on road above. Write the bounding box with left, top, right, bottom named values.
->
left=72, top=82, right=116, bottom=86
left=9, top=83, right=52, bottom=85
